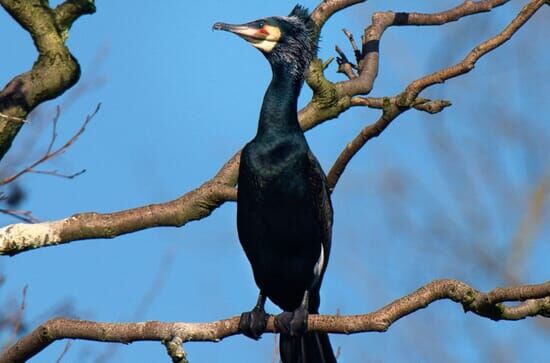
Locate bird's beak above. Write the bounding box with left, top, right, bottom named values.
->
left=212, top=22, right=267, bottom=44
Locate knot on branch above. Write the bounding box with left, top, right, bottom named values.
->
left=461, top=292, right=506, bottom=320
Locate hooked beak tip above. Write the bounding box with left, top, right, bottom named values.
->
left=212, top=22, right=226, bottom=31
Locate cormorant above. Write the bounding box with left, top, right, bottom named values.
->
left=214, top=5, right=336, bottom=363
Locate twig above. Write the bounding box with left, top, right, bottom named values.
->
left=327, top=106, right=404, bottom=191
left=55, top=341, right=72, bottom=363
left=338, top=0, right=511, bottom=96
left=0, top=0, right=544, bottom=256
left=1, top=279, right=548, bottom=363
left=351, top=96, right=451, bottom=114
left=0, top=209, right=39, bottom=223
left=0, top=113, right=27, bottom=124
left=327, top=0, right=544, bottom=191
left=4, top=285, right=28, bottom=350
left=163, top=337, right=188, bottom=363
left=29, top=169, right=86, bottom=179
left=335, top=45, right=357, bottom=79
left=0, top=103, right=100, bottom=187
left=343, top=28, right=361, bottom=64
left=402, top=0, right=547, bottom=104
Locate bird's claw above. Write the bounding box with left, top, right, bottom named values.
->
left=239, top=307, right=269, bottom=340
left=275, top=307, right=308, bottom=336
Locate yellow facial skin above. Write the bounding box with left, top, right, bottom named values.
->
left=216, top=23, right=281, bottom=53
left=250, top=25, right=281, bottom=53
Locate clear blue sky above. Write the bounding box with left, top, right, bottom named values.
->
left=1, top=1, right=548, bottom=362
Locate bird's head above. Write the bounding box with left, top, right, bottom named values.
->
left=213, top=5, right=316, bottom=76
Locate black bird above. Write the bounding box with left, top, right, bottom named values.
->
left=214, top=5, right=336, bottom=363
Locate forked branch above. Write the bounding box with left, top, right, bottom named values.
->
left=0, top=0, right=95, bottom=160
left=327, top=0, right=546, bottom=190
left=0, top=0, right=545, bottom=256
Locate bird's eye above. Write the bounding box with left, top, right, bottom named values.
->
left=257, top=21, right=265, bottom=28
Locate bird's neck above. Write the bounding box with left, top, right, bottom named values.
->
left=256, top=63, right=304, bottom=138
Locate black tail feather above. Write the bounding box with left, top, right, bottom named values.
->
left=280, top=332, right=336, bottom=363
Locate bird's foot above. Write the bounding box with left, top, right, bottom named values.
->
left=239, top=306, right=269, bottom=340
left=275, top=307, right=308, bottom=336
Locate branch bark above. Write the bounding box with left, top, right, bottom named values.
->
left=326, top=0, right=545, bottom=190
left=0, top=0, right=95, bottom=160
left=2, top=279, right=548, bottom=363
left=0, top=0, right=545, bottom=256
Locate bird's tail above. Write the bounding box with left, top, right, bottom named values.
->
left=279, top=331, right=336, bottom=363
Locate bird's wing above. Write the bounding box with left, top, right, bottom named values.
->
left=306, top=150, right=333, bottom=267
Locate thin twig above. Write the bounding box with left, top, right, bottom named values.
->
left=4, top=285, right=28, bottom=349
left=29, top=169, right=86, bottom=179
left=0, top=209, right=39, bottom=223
left=0, top=103, right=100, bottom=186
left=0, top=113, right=27, bottom=123
left=55, top=341, right=72, bottom=363
left=328, top=0, right=543, bottom=191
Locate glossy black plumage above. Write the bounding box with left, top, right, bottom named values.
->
left=215, top=5, right=336, bottom=362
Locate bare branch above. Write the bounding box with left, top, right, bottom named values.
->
left=0, top=0, right=544, bottom=256
left=402, top=0, right=547, bottom=104
left=327, top=105, right=404, bottom=191
left=0, top=0, right=95, bottom=160
left=1, top=279, right=548, bottom=363
left=310, top=0, right=366, bottom=31
left=351, top=96, right=452, bottom=114
left=0, top=180, right=237, bottom=256
left=54, top=0, right=96, bottom=32
left=338, top=0, right=510, bottom=96
left=0, top=104, right=99, bottom=187
left=327, top=0, right=543, bottom=191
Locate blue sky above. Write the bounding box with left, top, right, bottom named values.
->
left=0, top=1, right=548, bottom=362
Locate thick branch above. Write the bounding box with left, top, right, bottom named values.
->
left=0, top=0, right=95, bottom=160
left=0, top=85, right=347, bottom=256
left=0, top=181, right=237, bottom=256
left=0, top=0, right=544, bottom=256
left=2, top=279, right=548, bottom=363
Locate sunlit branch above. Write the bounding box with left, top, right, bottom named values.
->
left=2, top=279, right=548, bottom=363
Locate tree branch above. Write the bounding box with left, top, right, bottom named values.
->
left=338, top=0, right=510, bottom=96
left=54, top=0, right=96, bottom=33
left=310, top=0, right=366, bottom=32
left=0, top=104, right=99, bottom=187
left=402, top=0, right=547, bottom=104
left=326, top=0, right=544, bottom=190
left=0, top=0, right=95, bottom=160
left=2, top=279, right=548, bottom=363
left=0, top=0, right=544, bottom=256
